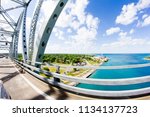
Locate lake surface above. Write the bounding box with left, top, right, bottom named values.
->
left=77, top=54, right=150, bottom=91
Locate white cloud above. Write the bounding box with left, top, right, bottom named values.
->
left=67, top=28, right=72, bottom=33
left=142, top=16, right=150, bottom=26
left=100, top=36, right=150, bottom=53
left=71, top=26, right=97, bottom=43
left=70, top=0, right=89, bottom=25
left=45, top=39, right=100, bottom=54
left=44, top=0, right=100, bottom=53
left=137, top=15, right=150, bottom=27
left=53, top=28, right=65, bottom=40
left=116, top=3, right=138, bottom=25
left=106, top=27, right=121, bottom=36
left=70, top=20, right=80, bottom=30
left=136, top=0, right=150, bottom=10
left=56, top=0, right=89, bottom=28
left=136, top=20, right=142, bottom=27
left=119, top=32, right=127, bottom=38
left=116, top=0, right=150, bottom=25
left=86, top=14, right=99, bottom=29
left=2, top=0, right=9, bottom=5
left=41, top=0, right=58, bottom=19
left=129, top=29, right=134, bottom=34
left=142, top=14, right=148, bottom=19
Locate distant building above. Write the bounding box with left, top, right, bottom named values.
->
left=92, top=56, right=109, bottom=62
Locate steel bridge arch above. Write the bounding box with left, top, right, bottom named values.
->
left=0, top=0, right=27, bottom=58
left=28, top=0, right=44, bottom=62
left=31, top=0, right=68, bottom=67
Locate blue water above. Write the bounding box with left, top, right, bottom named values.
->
left=77, top=54, right=150, bottom=91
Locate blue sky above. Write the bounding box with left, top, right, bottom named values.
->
left=44, top=0, right=150, bottom=53
left=1, top=0, right=150, bottom=54
left=86, top=0, right=150, bottom=50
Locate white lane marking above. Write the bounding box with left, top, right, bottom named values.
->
left=12, top=63, right=55, bottom=100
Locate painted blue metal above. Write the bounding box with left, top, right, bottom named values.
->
left=32, top=0, right=68, bottom=67
left=28, top=0, right=44, bottom=62
left=22, top=7, right=28, bottom=62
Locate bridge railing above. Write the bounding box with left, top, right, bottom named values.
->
left=13, top=59, right=150, bottom=98
left=48, top=62, right=150, bottom=69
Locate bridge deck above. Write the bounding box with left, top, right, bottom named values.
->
left=1, top=58, right=150, bottom=100
left=0, top=58, right=45, bottom=99
left=0, top=58, right=91, bottom=100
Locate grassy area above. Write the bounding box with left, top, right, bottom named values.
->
left=18, top=54, right=103, bottom=84
left=43, top=66, right=66, bottom=74
left=41, top=65, right=92, bottom=84
left=42, top=54, right=93, bottom=65
left=87, top=60, right=100, bottom=65
left=43, top=66, right=89, bottom=77
left=67, top=69, right=87, bottom=76
left=39, top=73, right=51, bottom=78
left=53, top=62, right=71, bottom=66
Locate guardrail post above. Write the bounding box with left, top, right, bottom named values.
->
left=20, top=60, right=25, bottom=74
left=54, top=66, right=60, bottom=82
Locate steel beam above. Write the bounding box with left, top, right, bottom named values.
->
left=21, top=7, right=28, bottom=62
left=0, top=19, right=16, bottom=26
left=32, top=0, right=68, bottom=67
left=0, top=7, right=16, bottom=28
left=28, top=0, right=44, bottom=62
left=0, top=41, right=11, bottom=44
left=0, top=30, right=14, bottom=36
left=0, top=5, right=24, bottom=12
left=11, top=0, right=25, bottom=6
left=0, top=0, right=27, bottom=58
left=11, top=11, right=24, bottom=59
left=8, top=10, right=23, bottom=59
left=10, top=35, right=15, bottom=58
left=0, top=44, right=10, bottom=50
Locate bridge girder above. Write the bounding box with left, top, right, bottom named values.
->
left=0, top=7, right=17, bottom=30
left=32, top=0, right=68, bottom=67
left=21, top=7, right=28, bottom=62
left=0, top=44, right=10, bottom=50
left=10, top=11, right=24, bottom=59
left=28, top=0, right=44, bottom=62
left=0, top=30, right=14, bottom=36
left=0, top=0, right=68, bottom=63
left=0, top=41, right=11, bottom=44
left=11, top=0, right=26, bottom=6
left=0, top=0, right=28, bottom=57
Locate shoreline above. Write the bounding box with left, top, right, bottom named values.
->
left=68, top=62, right=103, bottom=86
left=44, top=60, right=104, bottom=86
left=68, top=69, right=96, bottom=86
